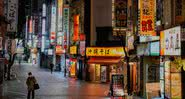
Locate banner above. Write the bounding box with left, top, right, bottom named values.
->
left=139, top=0, right=156, bottom=36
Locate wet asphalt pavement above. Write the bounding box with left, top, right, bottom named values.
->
left=1, top=63, right=110, bottom=99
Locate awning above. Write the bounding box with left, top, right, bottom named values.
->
left=88, top=57, right=121, bottom=64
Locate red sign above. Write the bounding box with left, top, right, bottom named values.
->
left=80, top=33, right=86, bottom=41
left=73, top=15, right=79, bottom=41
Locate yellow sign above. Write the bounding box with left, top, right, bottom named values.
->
left=86, top=47, right=126, bottom=57
left=139, top=0, right=156, bottom=36
left=70, top=46, right=77, bottom=54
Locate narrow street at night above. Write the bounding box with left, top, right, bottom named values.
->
left=1, top=63, right=110, bottom=99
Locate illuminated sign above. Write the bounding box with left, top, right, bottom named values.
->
left=139, top=36, right=159, bottom=43
left=63, top=6, right=69, bottom=49
left=73, top=15, right=79, bottom=41
left=56, top=45, right=65, bottom=54
left=160, top=26, right=181, bottom=55
left=70, top=46, right=77, bottom=54
left=139, top=0, right=156, bottom=36
left=50, top=0, right=57, bottom=44
left=86, top=47, right=125, bottom=57
left=57, top=0, right=63, bottom=32
left=150, top=42, right=159, bottom=56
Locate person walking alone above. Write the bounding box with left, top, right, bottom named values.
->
left=26, top=72, right=37, bottom=99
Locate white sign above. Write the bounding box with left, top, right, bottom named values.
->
left=0, top=37, right=2, bottom=50
left=150, top=42, right=160, bottom=56
left=140, top=36, right=160, bottom=43
left=7, top=0, right=18, bottom=32
left=163, top=26, right=181, bottom=55
left=42, top=4, right=46, bottom=17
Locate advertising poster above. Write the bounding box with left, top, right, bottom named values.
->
left=160, top=26, right=181, bottom=55
left=139, top=0, right=156, bottom=36
left=101, top=66, right=107, bottom=82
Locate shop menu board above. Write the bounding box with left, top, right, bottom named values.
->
left=111, top=74, right=124, bottom=96
left=164, top=61, right=182, bottom=99
left=101, top=66, right=107, bottom=82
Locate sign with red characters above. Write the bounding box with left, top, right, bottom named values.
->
left=139, top=0, right=156, bottom=36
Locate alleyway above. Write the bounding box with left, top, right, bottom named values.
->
left=1, top=63, right=110, bottom=99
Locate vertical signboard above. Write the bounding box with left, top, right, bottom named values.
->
left=113, top=0, right=127, bottom=28
left=139, top=0, right=156, bottom=36
left=73, top=15, right=79, bottom=41
left=41, top=3, right=46, bottom=52
left=57, top=0, right=63, bottom=45
left=7, top=0, right=18, bottom=32
left=58, top=0, right=63, bottom=32
left=112, top=0, right=127, bottom=36
left=50, top=0, right=57, bottom=45
left=63, top=6, right=69, bottom=49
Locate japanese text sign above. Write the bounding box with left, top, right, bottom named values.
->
left=73, top=15, right=79, bottom=41
left=139, top=0, right=156, bottom=36
left=160, top=26, right=181, bottom=55
left=7, top=0, right=18, bottom=32
left=86, top=47, right=125, bottom=57
left=70, top=46, right=77, bottom=54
